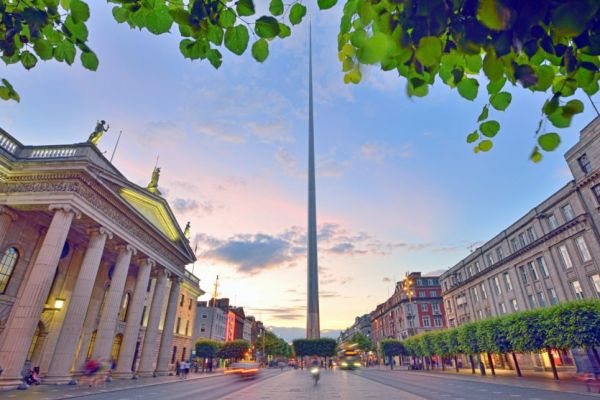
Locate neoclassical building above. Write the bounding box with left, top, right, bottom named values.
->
left=0, top=128, right=200, bottom=389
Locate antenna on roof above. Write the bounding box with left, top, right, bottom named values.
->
left=154, top=154, right=160, bottom=169
left=109, top=130, right=123, bottom=163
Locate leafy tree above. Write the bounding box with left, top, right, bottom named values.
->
left=431, top=330, right=450, bottom=371
left=292, top=338, right=337, bottom=358
left=444, top=329, right=461, bottom=372
left=380, top=339, right=404, bottom=370
left=420, top=333, right=436, bottom=370
left=351, top=332, right=374, bottom=353
left=217, top=339, right=250, bottom=361
left=195, top=339, right=221, bottom=371
left=475, top=318, right=509, bottom=376
left=457, top=322, right=485, bottom=375
left=258, top=331, right=291, bottom=358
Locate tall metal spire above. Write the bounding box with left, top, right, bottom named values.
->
left=306, top=20, right=320, bottom=339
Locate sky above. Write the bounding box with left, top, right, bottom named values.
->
left=1, top=2, right=598, bottom=337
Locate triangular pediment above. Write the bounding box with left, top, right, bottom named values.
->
left=118, top=187, right=180, bottom=241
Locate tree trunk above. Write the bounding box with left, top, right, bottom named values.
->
left=454, top=355, right=459, bottom=372
left=389, top=355, right=393, bottom=370
left=469, top=355, right=475, bottom=374
left=487, top=353, right=495, bottom=376
left=511, top=353, right=522, bottom=377
left=479, top=354, right=486, bottom=376
left=547, top=347, right=559, bottom=380
left=441, top=357, right=445, bottom=371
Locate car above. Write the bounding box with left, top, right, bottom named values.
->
left=225, top=361, right=260, bottom=379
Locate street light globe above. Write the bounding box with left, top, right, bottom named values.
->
left=54, top=298, right=66, bottom=310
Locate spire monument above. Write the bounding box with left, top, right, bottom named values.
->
left=306, top=21, right=320, bottom=339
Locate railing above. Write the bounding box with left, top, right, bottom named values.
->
left=0, top=132, right=19, bottom=154
left=184, top=269, right=200, bottom=287
left=29, top=147, right=78, bottom=158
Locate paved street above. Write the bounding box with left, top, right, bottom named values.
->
left=3, top=368, right=600, bottom=400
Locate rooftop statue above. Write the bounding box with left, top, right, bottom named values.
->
left=184, top=221, right=191, bottom=239
left=147, top=166, right=161, bottom=195
left=88, top=120, right=109, bottom=145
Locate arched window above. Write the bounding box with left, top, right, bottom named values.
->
left=0, top=247, right=19, bottom=294
left=86, top=330, right=97, bottom=360
left=119, top=292, right=130, bottom=322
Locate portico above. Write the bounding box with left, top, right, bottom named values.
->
left=0, top=129, right=199, bottom=389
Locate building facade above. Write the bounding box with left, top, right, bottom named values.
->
left=370, top=273, right=446, bottom=347
left=170, top=275, right=203, bottom=364
left=0, top=129, right=199, bottom=389
left=194, top=300, right=227, bottom=342
left=441, top=116, right=600, bottom=372
left=338, top=314, right=372, bottom=344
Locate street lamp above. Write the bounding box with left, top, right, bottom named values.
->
left=44, top=298, right=65, bottom=312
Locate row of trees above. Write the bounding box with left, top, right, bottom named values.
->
left=381, top=300, right=600, bottom=379
left=257, top=331, right=294, bottom=359
left=195, top=339, right=250, bottom=370
left=292, top=338, right=338, bottom=359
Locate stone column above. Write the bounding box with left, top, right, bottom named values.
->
left=72, top=279, right=105, bottom=373
left=92, top=244, right=136, bottom=362
left=0, top=205, right=17, bottom=247
left=136, top=269, right=168, bottom=377
left=45, top=228, right=112, bottom=383
left=113, top=258, right=153, bottom=379
left=155, top=276, right=181, bottom=375
left=0, top=204, right=79, bottom=388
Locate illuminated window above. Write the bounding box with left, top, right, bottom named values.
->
left=558, top=245, right=573, bottom=269
left=0, top=247, right=19, bottom=293
left=119, top=293, right=130, bottom=322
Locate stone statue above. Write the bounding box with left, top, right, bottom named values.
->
left=184, top=221, right=191, bottom=239
left=88, top=120, right=109, bottom=145
left=147, top=166, right=161, bottom=195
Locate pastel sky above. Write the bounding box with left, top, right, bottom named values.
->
left=1, top=2, right=598, bottom=335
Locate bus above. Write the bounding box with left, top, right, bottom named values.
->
left=338, top=348, right=362, bottom=370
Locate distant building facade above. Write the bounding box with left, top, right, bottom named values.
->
left=441, top=116, right=600, bottom=372
left=170, top=275, right=203, bottom=364
left=194, top=299, right=228, bottom=342
left=338, top=314, right=372, bottom=343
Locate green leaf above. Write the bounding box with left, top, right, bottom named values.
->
left=255, top=16, right=280, bottom=39
left=70, top=0, right=90, bottom=23
left=535, top=65, right=554, bottom=91
left=548, top=107, right=570, bottom=128
left=219, top=9, right=236, bottom=28
left=477, top=106, right=489, bottom=122
left=318, top=0, right=337, bottom=10
left=278, top=23, right=291, bottom=38
left=479, top=140, right=494, bottom=152
left=467, top=131, right=479, bottom=143
left=551, top=1, right=600, bottom=37
left=112, top=6, right=129, bottom=23
left=344, top=67, right=362, bottom=84
left=236, top=0, right=255, bottom=17
left=487, top=77, right=506, bottom=95
left=563, top=99, right=584, bottom=117
left=208, top=25, right=224, bottom=46
left=530, top=146, right=543, bottom=163
left=289, top=3, right=306, bottom=25
left=145, top=6, right=173, bottom=35
left=224, top=25, right=249, bottom=55
left=480, top=120, right=500, bottom=137
left=20, top=51, right=38, bottom=70
left=490, top=92, right=512, bottom=111
left=251, top=39, right=269, bottom=62
left=415, top=37, right=442, bottom=67
left=64, top=16, right=89, bottom=42
left=357, top=32, right=390, bottom=64
left=33, top=40, right=53, bottom=60
left=482, top=52, right=503, bottom=81
left=457, top=78, right=479, bottom=100
left=477, top=0, right=512, bottom=30
left=350, top=29, right=367, bottom=48
left=80, top=50, right=98, bottom=71
left=538, top=133, right=561, bottom=151
left=269, top=0, right=284, bottom=16
left=207, top=49, right=222, bottom=69
left=55, top=40, right=76, bottom=64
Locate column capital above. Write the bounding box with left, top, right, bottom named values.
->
left=139, top=257, right=156, bottom=269
left=172, top=276, right=183, bottom=285
left=116, top=243, right=137, bottom=256
left=49, top=203, right=82, bottom=219
left=87, top=226, right=114, bottom=240
left=0, top=205, right=17, bottom=221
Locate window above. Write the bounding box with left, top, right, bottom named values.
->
left=503, top=272, right=513, bottom=291
left=499, top=303, right=507, bottom=314
left=430, top=290, right=437, bottom=297
left=519, top=266, right=528, bottom=284
left=434, top=316, right=442, bottom=327
left=202, top=313, right=208, bottom=319
left=592, top=184, right=600, bottom=205
left=185, top=320, right=190, bottom=336
left=558, top=245, right=573, bottom=269
left=510, top=299, right=519, bottom=312
left=511, top=238, right=519, bottom=252
left=486, top=253, right=494, bottom=267
left=188, top=298, right=193, bottom=310
left=518, top=233, right=527, bottom=247
left=432, top=303, right=440, bottom=313
left=180, top=294, right=185, bottom=307
left=480, top=283, right=487, bottom=299
left=422, top=316, right=431, bottom=327
left=561, top=204, right=575, bottom=221
left=496, top=247, right=504, bottom=261
left=446, top=300, right=452, bottom=313
left=547, top=288, right=559, bottom=305
left=527, top=227, right=537, bottom=242
left=467, top=265, right=473, bottom=277
left=527, top=294, right=537, bottom=309
left=0, top=247, right=18, bottom=293
left=591, top=275, right=600, bottom=298
left=421, top=303, right=428, bottom=311
left=528, top=262, right=539, bottom=281
left=548, top=214, right=559, bottom=230
left=146, top=278, right=153, bottom=292
left=141, top=306, right=147, bottom=326
left=175, top=317, right=181, bottom=334
left=470, top=287, right=479, bottom=302
left=444, top=281, right=448, bottom=291
left=537, top=292, right=547, bottom=307
left=578, top=153, right=592, bottom=174
left=119, top=292, right=130, bottom=322
left=474, top=261, right=481, bottom=273
left=419, top=291, right=426, bottom=298
left=571, top=280, right=584, bottom=299
left=477, top=309, right=484, bottom=320
left=537, top=256, right=549, bottom=278
left=493, top=276, right=502, bottom=295
left=182, top=347, right=186, bottom=361
left=575, top=236, right=592, bottom=262
left=200, top=327, right=206, bottom=333
left=171, top=346, right=177, bottom=364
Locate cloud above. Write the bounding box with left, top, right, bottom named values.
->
left=129, top=121, right=186, bottom=149
left=360, top=142, right=414, bottom=162
left=276, top=148, right=300, bottom=176
left=246, top=306, right=305, bottom=321
left=173, top=198, right=198, bottom=213
left=195, top=123, right=245, bottom=144
left=246, top=121, right=293, bottom=144
left=382, top=277, right=393, bottom=283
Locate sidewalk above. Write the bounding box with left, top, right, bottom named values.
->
left=2, top=370, right=223, bottom=399
left=374, top=365, right=600, bottom=396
